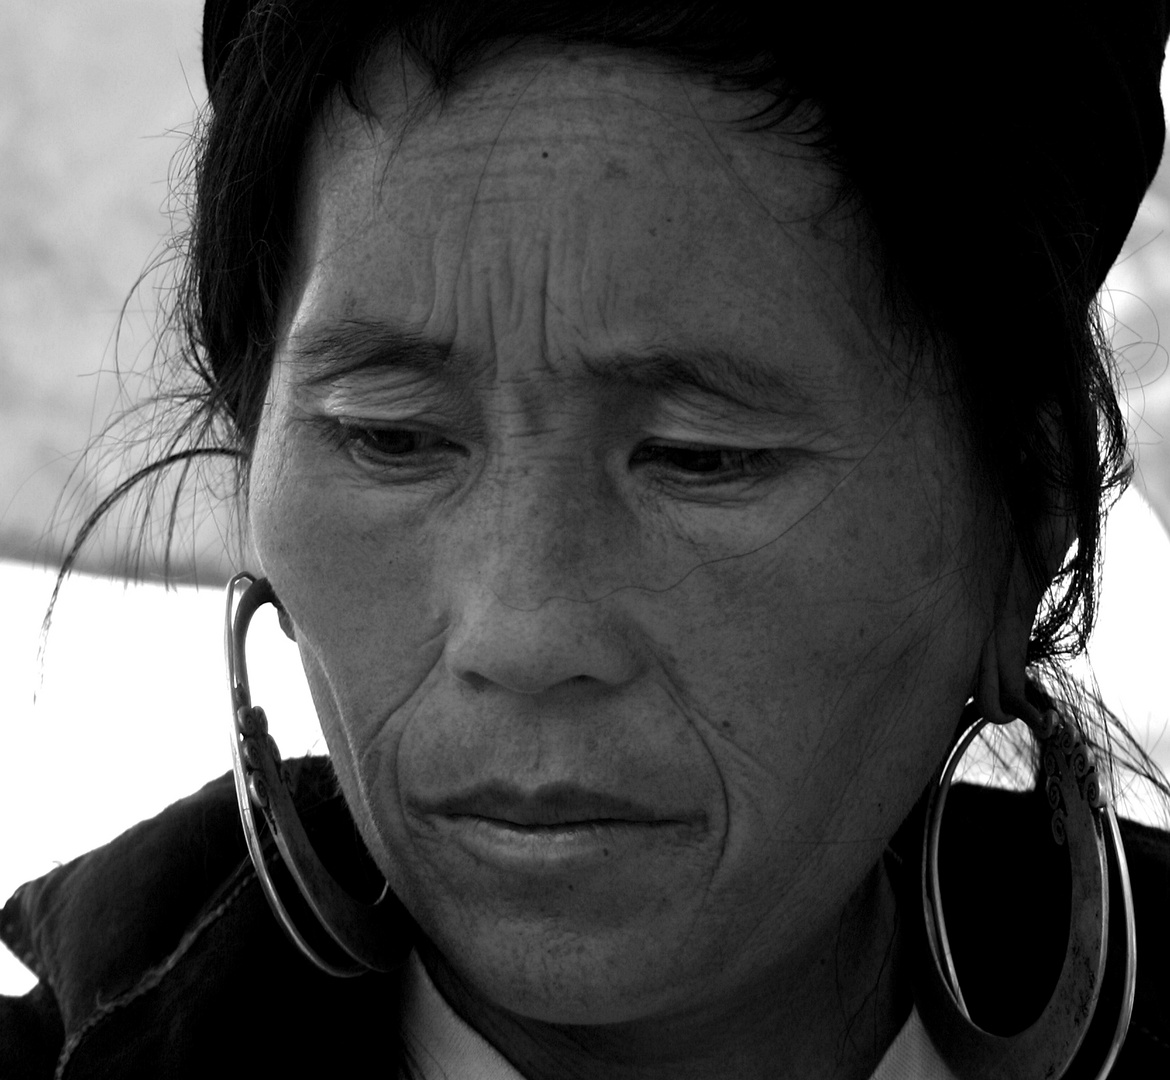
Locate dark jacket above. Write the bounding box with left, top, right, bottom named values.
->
left=1, top=758, right=1167, bottom=1078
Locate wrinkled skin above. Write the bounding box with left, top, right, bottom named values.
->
left=249, top=45, right=1010, bottom=1080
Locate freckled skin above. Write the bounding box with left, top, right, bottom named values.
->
left=249, top=45, right=1007, bottom=1080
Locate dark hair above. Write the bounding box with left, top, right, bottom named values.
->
left=66, top=1, right=1169, bottom=668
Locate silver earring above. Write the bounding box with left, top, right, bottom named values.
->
left=225, top=573, right=401, bottom=976
left=917, top=704, right=1136, bottom=1080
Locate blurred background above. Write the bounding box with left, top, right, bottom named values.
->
left=1, top=0, right=1169, bottom=995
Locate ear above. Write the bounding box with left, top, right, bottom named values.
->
left=976, top=507, right=1074, bottom=727
left=975, top=546, right=1043, bottom=727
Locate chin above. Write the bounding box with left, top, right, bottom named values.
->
left=428, top=916, right=711, bottom=1026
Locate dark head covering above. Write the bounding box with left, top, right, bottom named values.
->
left=1076, top=1, right=1170, bottom=287
left=201, top=2, right=1168, bottom=296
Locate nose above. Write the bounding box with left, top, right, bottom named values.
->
left=441, top=476, right=643, bottom=695
left=444, top=590, right=641, bottom=694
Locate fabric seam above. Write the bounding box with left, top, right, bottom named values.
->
left=52, top=861, right=255, bottom=1080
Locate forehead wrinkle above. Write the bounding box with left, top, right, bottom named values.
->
left=470, top=222, right=560, bottom=380
left=446, top=50, right=556, bottom=291
left=369, top=46, right=777, bottom=200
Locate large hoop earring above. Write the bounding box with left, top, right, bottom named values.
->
left=225, top=573, right=402, bottom=976
left=916, top=704, right=1136, bottom=1080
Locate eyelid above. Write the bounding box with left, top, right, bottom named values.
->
left=647, top=394, right=817, bottom=438
left=314, top=385, right=443, bottom=419
left=330, top=416, right=463, bottom=445
left=292, top=382, right=481, bottom=444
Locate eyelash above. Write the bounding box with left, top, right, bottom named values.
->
left=319, top=421, right=790, bottom=484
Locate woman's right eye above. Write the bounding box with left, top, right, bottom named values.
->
left=320, top=420, right=467, bottom=469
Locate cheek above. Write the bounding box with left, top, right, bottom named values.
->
left=249, top=400, right=441, bottom=647
left=247, top=412, right=444, bottom=789
left=649, top=540, right=954, bottom=806
left=653, top=435, right=988, bottom=829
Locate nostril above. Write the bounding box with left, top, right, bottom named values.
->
left=450, top=651, right=617, bottom=696
left=459, top=671, right=492, bottom=693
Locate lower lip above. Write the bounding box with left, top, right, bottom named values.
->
left=437, top=815, right=691, bottom=871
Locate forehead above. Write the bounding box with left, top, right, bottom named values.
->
left=283, top=44, right=884, bottom=393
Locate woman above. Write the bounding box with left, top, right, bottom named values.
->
left=2, top=2, right=1169, bottom=1077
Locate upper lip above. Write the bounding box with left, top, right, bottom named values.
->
left=423, top=781, right=684, bottom=827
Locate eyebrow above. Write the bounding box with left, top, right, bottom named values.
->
left=290, top=319, right=468, bottom=386
left=287, top=316, right=820, bottom=413
left=578, top=348, right=819, bottom=415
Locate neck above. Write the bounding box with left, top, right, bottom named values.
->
left=423, top=856, right=912, bottom=1080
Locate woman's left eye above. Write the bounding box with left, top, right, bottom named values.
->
left=629, top=443, right=789, bottom=480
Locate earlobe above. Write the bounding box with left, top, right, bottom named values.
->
left=276, top=600, right=298, bottom=642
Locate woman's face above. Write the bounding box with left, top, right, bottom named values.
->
left=250, top=48, right=1000, bottom=1027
